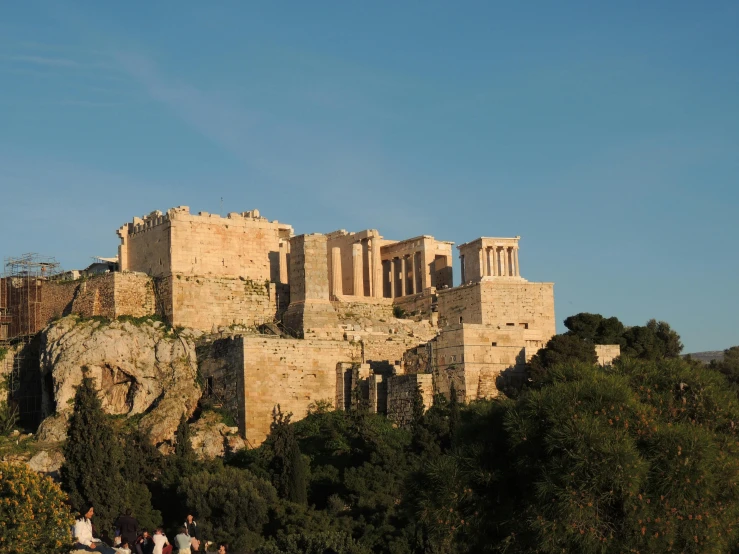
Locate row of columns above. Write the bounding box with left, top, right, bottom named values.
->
left=385, top=253, right=421, bottom=298
left=481, top=246, right=519, bottom=278
left=331, top=238, right=383, bottom=298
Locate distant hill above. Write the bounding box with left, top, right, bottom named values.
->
left=684, top=351, right=725, bottom=364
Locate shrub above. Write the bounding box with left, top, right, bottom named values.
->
left=0, top=462, right=75, bottom=553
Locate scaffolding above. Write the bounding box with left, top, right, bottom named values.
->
left=0, top=254, right=61, bottom=420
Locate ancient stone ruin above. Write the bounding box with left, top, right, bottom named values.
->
left=0, top=205, right=607, bottom=448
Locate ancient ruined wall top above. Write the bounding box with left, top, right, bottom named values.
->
left=117, top=206, right=294, bottom=281
left=381, top=235, right=454, bottom=259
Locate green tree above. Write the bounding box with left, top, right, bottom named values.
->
left=448, top=381, right=461, bottom=447
left=564, top=313, right=625, bottom=345
left=179, top=464, right=277, bottom=552
left=256, top=530, right=370, bottom=554
left=267, top=407, right=308, bottom=504
left=61, top=375, right=124, bottom=539
left=622, top=319, right=683, bottom=360
left=174, top=413, right=193, bottom=460
left=710, top=346, right=739, bottom=384
left=528, top=334, right=598, bottom=381
left=0, top=462, right=75, bottom=554
left=415, top=358, right=739, bottom=553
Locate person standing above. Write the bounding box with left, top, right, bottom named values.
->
left=184, top=514, right=199, bottom=552
left=174, top=526, right=192, bottom=554
left=151, top=528, right=171, bottom=554
left=116, top=508, right=139, bottom=548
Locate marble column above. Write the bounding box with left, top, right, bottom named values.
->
left=513, top=247, right=520, bottom=277
left=392, top=258, right=400, bottom=298
left=410, top=252, right=418, bottom=294
left=371, top=238, right=383, bottom=298
left=499, top=247, right=507, bottom=276
left=279, top=241, right=289, bottom=284
left=399, top=256, right=407, bottom=296
left=352, top=243, right=363, bottom=296
left=331, top=247, right=342, bottom=298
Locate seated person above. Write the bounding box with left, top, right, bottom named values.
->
left=73, top=505, right=115, bottom=554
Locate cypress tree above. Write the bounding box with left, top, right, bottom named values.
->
left=287, top=440, right=308, bottom=505
left=268, top=406, right=307, bottom=504
left=61, top=375, right=124, bottom=539
left=174, top=413, right=193, bottom=459
left=410, top=383, right=425, bottom=429
left=448, top=381, right=460, bottom=447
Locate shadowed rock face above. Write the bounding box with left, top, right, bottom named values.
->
left=37, top=316, right=201, bottom=445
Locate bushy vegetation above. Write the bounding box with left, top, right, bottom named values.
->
left=12, top=313, right=739, bottom=553
left=0, top=461, right=75, bottom=553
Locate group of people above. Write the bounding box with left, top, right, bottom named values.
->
left=71, top=505, right=228, bottom=554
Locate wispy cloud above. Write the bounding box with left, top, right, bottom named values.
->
left=112, top=50, right=431, bottom=233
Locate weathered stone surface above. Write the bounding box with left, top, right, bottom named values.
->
left=36, top=413, right=69, bottom=442
left=28, top=449, right=65, bottom=476
left=39, top=315, right=201, bottom=445
left=190, top=412, right=245, bottom=458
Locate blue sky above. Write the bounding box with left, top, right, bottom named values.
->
left=1, top=1, right=737, bottom=352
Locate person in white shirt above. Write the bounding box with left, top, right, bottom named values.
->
left=73, top=505, right=115, bottom=553
left=152, top=527, right=171, bottom=554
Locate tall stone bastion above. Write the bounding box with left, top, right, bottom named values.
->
left=1, top=205, right=575, bottom=453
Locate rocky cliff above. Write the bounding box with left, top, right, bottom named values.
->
left=37, top=316, right=201, bottom=445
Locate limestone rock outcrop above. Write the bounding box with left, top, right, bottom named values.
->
left=190, top=411, right=246, bottom=458
left=38, top=316, right=201, bottom=445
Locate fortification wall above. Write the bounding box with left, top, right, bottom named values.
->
left=361, top=334, right=426, bottom=366
left=166, top=275, right=288, bottom=331
left=596, top=344, right=621, bottom=366
left=432, top=324, right=528, bottom=401
left=332, top=297, right=394, bottom=322
left=392, top=288, right=436, bottom=317
left=437, top=281, right=555, bottom=347
left=118, top=207, right=293, bottom=282
left=123, top=220, right=172, bottom=277
left=197, top=337, right=245, bottom=430
left=386, top=373, right=433, bottom=426
left=241, top=336, right=360, bottom=445
left=0, top=273, right=157, bottom=338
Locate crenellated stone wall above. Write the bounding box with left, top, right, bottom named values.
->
left=118, top=206, right=293, bottom=283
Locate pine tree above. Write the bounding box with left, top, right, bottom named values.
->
left=61, top=375, right=124, bottom=539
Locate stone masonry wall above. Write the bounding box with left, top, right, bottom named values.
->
left=119, top=207, right=293, bottom=282
left=596, top=344, right=621, bottom=366
left=241, top=336, right=361, bottom=445
left=432, top=324, right=528, bottom=402
left=167, top=275, right=288, bottom=331
left=386, top=373, right=433, bottom=426
left=437, top=281, right=555, bottom=346
left=197, top=337, right=245, bottom=430
left=332, top=298, right=394, bottom=322
left=392, top=288, right=436, bottom=317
